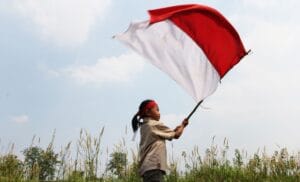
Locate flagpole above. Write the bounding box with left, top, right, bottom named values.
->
left=186, top=100, right=203, bottom=120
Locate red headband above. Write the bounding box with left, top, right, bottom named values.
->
left=143, top=100, right=157, bottom=111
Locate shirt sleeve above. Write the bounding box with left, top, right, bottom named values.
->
left=152, top=122, right=176, bottom=140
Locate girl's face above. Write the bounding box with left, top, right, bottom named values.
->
left=146, top=105, right=160, bottom=121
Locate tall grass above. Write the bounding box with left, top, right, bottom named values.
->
left=1, top=129, right=300, bottom=181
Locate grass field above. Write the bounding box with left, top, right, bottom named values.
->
left=1, top=128, right=300, bottom=182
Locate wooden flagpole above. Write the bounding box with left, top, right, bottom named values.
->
left=186, top=100, right=203, bottom=120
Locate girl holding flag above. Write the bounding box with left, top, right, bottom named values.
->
left=132, top=99, right=188, bottom=182
left=121, top=3, right=248, bottom=182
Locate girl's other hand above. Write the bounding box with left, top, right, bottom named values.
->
left=182, top=119, right=189, bottom=127
left=174, top=125, right=182, bottom=131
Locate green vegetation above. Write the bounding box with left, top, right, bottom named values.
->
left=1, top=129, right=300, bottom=181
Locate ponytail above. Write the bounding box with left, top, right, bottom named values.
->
left=131, top=113, right=141, bottom=132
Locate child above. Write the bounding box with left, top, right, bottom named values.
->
left=132, top=99, right=188, bottom=182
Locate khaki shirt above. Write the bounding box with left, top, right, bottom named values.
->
left=138, top=118, right=176, bottom=176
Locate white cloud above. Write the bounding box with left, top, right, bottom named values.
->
left=241, top=0, right=299, bottom=10
left=11, top=115, right=29, bottom=124
left=55, top=52, right=144, bottom=84
left=161, top=113, right=186, bottom=128
left=241, top=0, right=279, bottom=9
left=12, top=0, right=111, bottom=46
left=161, top=113, right=186, bottom=122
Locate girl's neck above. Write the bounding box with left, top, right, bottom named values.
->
left=143, top=117, right=159, bottom=121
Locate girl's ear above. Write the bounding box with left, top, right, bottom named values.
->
left=144, top=109, right=150, bottom=117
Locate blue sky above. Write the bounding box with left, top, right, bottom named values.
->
left=1, top=0, right=300, bottom=160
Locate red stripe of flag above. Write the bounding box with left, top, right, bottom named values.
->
left=148, top=4, right=247, bottom=78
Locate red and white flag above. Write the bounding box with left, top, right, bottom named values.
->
left=115, top=4, right=248, bottom=102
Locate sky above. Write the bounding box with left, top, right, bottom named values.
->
left=1, top=0, right=300, bottom=162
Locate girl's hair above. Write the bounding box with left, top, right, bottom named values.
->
left=131, top=99, right=153, bottom=132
